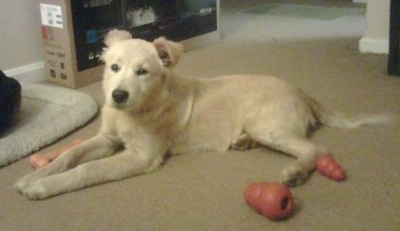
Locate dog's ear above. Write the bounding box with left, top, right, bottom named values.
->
left=153, top=37, right=184, bottom=68
left=104, top=29, right=132, bottom=47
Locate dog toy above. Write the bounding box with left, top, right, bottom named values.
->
left=29, top=139, right=83, bottom=169
left=317, top=154, right=346, bottom=181
left=244, top=182, right=294, bottom=220
left=0, top=70, right=21, bottom=133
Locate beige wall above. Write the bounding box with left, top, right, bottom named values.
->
left=359, top=0, right=390, bottom=53
left=0, top=0, right=43, bottom=71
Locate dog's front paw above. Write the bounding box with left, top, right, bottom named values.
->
left=14, top=174, right=37, bottom=194
left=15, top=176, right=54, bottom=200
left=280, top=164, right=309, bottom=187
left=20, top=179, right=52, bottom=200
left=14, top=178, right=30, bottom=194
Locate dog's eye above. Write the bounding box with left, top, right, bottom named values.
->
left=136, top=68, right=148, bottom=76
left=111, top=64, right=120, bottom=72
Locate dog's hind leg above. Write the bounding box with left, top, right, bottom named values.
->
left=275, top=136, right=325, bottom=186
left=230, top=133, right=261, bottom=151
left=246, top=127, right=326, bottom=186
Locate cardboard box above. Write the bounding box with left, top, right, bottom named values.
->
left=39, top=0, right=219, bottom=89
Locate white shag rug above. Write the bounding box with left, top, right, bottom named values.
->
left=0, top=82, right=98, bottom=167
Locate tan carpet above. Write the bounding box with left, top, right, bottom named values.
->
left=1, top=0, right=399, bottom=230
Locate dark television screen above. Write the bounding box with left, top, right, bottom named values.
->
left=71, top=0, right=216, bottom=72
left=124, top=0, right=179, bottom=28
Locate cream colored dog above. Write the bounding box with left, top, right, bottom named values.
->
left=15, top=30, right=387, bottom=200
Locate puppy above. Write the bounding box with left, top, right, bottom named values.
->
left=15, top=29, right=387, bottom=199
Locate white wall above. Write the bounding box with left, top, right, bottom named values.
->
left=0, top=0, right=44, bottom=80
left=359, top=0, right=390, bottom=54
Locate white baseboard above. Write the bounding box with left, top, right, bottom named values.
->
left=3, top=61, right=45, bottom=82
left=359, top=37, right=389, bottom=54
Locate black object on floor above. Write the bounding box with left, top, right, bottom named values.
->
left=388, top=0, right=400, bottom=77
left=0, top=70, right=22, bottom=133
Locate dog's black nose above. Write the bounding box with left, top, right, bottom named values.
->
left=112, top=90, right=129, bottom=103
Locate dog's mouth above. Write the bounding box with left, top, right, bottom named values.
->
left=110, top=102, right=127, bottom=109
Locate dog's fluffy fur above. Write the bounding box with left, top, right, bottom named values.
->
left=15, top=30, right=389, bottom=199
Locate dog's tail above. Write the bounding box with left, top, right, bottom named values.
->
left=299, top=90, right=393, bottom=129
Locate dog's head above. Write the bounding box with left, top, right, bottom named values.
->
left=100, top=29, right=183, bottom=111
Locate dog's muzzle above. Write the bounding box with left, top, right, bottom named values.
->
left=112, top=89, right=129, bottom=104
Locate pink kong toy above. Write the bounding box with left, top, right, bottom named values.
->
left=29, top=139, right=83, bottom=169
left=244, top=182, right=294, bottom=220
left=317, top=154, right=346, bottom=181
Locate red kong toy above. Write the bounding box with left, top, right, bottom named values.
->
left=244, top=182, right=294, bottom=220
left=317, top=154, right=346, bottom=181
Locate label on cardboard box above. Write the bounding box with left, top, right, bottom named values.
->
left=40, top=3, right=63, bottom=29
